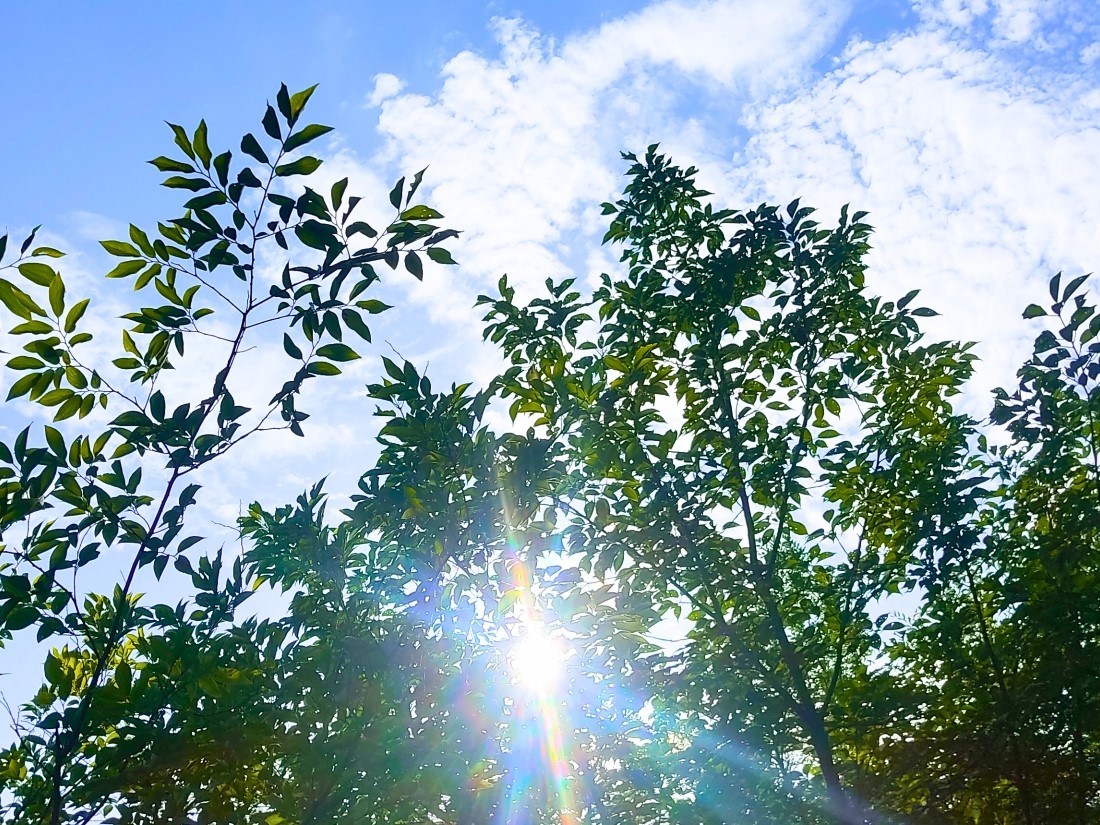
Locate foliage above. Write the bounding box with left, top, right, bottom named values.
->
left=478, top=146, right=981, bottom=821
left=2, top=99, right=1097, bottom=825
left=0, top=84, right=458, bottom=823
left=860, top=273, right=1100, bottom=824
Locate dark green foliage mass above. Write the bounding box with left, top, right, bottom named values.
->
left=1, top=92, right=1097, bottom=824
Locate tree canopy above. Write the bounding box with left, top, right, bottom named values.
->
left=1, top=86, right=1097, bottom=825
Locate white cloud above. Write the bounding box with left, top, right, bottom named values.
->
left=349, top=0, right=1100, bottom=422
left=916, top=0, right=1049, bottom=42
left=66, top=210, right=125, bottom=243
left=375, top=0, right=844, bottom=292
left=914, top=0, right=1099, bottom=53
left=988, top=0, right=1044, bottom=41
left=338, top=0, right=849, bottom=393
left=726, top=25, right=1100, bottom=407
left=367, top=72, right=405, bottom=107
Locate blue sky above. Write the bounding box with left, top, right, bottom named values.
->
left=2, top=2, right=648, bottom=222
left=2, top=0, right=1100, bottom=703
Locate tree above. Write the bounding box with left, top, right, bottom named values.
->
left=475, top=146, right=988, bottom=822
left=3, top=95, right=1097, bottom=825
left=0, top=83, right=459, bottom=823
left=855, top=273, right=1100, bottom=824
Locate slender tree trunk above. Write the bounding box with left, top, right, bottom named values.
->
left=800, top=707, right=855, bottom=823
left=759, top=591, right=863, bottom=824
left=963, top=564, right=1036, bottom=825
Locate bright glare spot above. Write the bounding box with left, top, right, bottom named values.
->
left=510, top=626, right=566, bottom=691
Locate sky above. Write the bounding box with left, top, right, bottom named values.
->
left=2, top=0, right=1100, bottom=702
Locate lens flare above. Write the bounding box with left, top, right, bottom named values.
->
left=510, top=626, right=566, bottom=690
left=503, top=624, right=580, bottom=824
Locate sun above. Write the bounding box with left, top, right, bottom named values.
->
left=510, top=626, right=567, bottom=691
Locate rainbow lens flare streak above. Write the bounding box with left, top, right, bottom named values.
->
left=495, top=520, right=580, bottom=824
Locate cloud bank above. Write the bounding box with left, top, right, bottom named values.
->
left=350, top=0, right=1100, bottom=414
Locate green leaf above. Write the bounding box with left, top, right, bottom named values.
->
left=347, top=221, right=377, bottom=238
left=289, top=84, right=319, bottom=123
left=911, top=307, right=939, bottom=317
left=316, top=343, right=359, bottom=362
left=238, top=168, right=263, bottom=188
left=276, top=83, right=293, bottom=122
left=30, top=246, right=65, bottom=259
left=0, top=279, right=45, bottom=319
left=66, top=367, right=87, bottom=389
left=331, top=177, right=349, bottom=212
left=184, top=190, right=228, bottom=211
left=167, top=122, right=195, bottom=159
left=193, top=119, right=212, bottom=168
left=306, top=361, right=342, bottom=376
left=1023, top=304, right=1047, bottom=319
left=17, top=262, right=56, bottom=286
left=112, top=410, right=148, bottom=427
left=19, top=226, right=39, bottom=255
left=294, top=220, right=335, bottom=250
left=240, top=133, right=269, bottom=164
left=116, top=661, right=132, bottom=694
left=6, top=355, right=43, bottom=370
left=162, top=176, right=210, bottom=192
left=426, top=247, right=456, bottom=265
left=100, top=240, right=141, bottom=257
left=48, top=274, right=65, bottom=317
left=6, top=606, right=39, bottom=631
left=262, top=104, right=282, bottom=140
left=9, top=320, right=53, bottom=334
left=7, top=373, right=38, bottom=400
left=149, top=390, right=165, bottom=421
left=400, top=205, right=443, bottom=221
left=135, top=263, right=162, bottom=291
left=389, top=177, right=405, bottom=210
left=408, top=167, right=427, bottom=201
left=274, top=157, right=323, bottom=177
left=356, top=299, right=392, bottom=314
left=283, top=334, right=303, bottom=359
left=39, top=388, right=72, bottom=406
left=404, top=251, right=423, bottom=280
left=341, top=309, right=372, bottom=342
left=44, top=425, right=65, bottom=458
left=129, top=225, right=155, bottom=257
left=106, top=260, right=146, bottom=279
left=1062, top=273, right=1089, bottom=302
left=149, top=156, right=195, bottom=173
left=897, top=288, right=920, bottom=310
left=213, top=151, right=232, bottom=188
left=496, top=589, right=522, bottom=618
left=283, top=123, right=334, bottom=153
left=44, top=653, right=64, bottom=687
left=177, top=536, right=204, bottom=553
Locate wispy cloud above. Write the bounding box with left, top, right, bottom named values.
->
left=337, top=0, right=1100, bottom=416
left=726, top=19, right=1100, bottom=405
left=359, top=0, right=846, bottom=321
